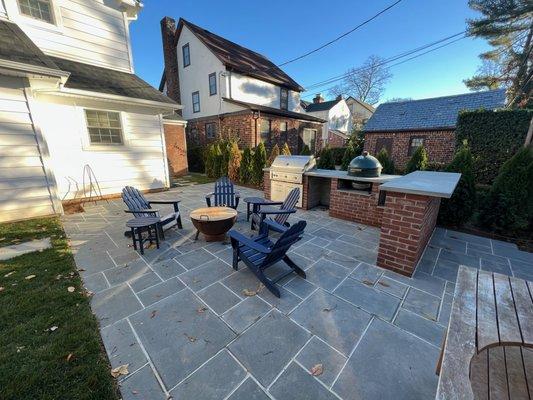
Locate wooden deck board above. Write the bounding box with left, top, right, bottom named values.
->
left=493, top=274, right=522, bottom=345
left=477, top=271, right=499, bottom=351
left=504, top=346, right=529, bottom=400
left=489, top=347, right=510, bottom=400
left=509, top=277, right=533, bottom=347
left=470, top=349, right=489, bottom=400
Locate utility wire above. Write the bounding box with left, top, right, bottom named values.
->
left=276, top=0, right=403, bottom=67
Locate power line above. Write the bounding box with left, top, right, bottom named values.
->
left=276, top=0, right=403, bottom=68
left=301, top=33, right=468, bottom=98
left=303, top=31, right=466, bottom=92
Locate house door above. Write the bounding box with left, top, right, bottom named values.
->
left=375, top=137, right=393, bottom=156
left=302, top=128, right=317, bottom=153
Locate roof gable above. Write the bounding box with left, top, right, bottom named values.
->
left=302, top=98, right=341, bottom=112
left=174, top=18, right=303, bottom=92
left=363, top=89, right=506, bottom=132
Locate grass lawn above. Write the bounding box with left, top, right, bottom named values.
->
left=0, top=217, right=118, bottom=400
left=172, top=172, right=215, bottom=186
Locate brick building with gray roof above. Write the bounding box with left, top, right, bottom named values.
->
left=363, top=89, right=506, bottom=169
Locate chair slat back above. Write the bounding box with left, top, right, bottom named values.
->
left=214, top=177, right=236, bottom=208
left=263, top=220, right=306, bottom=266
left=122, top=186, right=151, bottom=218
left=274, top=188, right=300, bottom=225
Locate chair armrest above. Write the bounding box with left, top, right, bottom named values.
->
left=261, top=219, right=288, bottom=234
left=148, top=200, right=180, bottom=205
left=254, top=200, right=283, bottom=207
left=124, top=209, right=159, bottom=215
left=259, top=207, right=296, bottom=216
left=229, top=230, right=271, bottom=254
left=205, top=192, right=214, bottom=198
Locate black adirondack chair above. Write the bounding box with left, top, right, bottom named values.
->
left=122, top=186, right=182, bottom=239
left=229, top=220, right=307, bottom=297
left=251, top=187, right=299, bottom=233
left=205, top=177, right=240, bottom=209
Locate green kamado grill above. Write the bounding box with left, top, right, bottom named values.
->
left=347, top=151, right=383, bottom=178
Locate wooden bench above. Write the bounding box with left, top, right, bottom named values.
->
left=436, top=266, right=533, bottom=400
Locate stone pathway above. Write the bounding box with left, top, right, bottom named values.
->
left=0, top=237, right=52, bottom=260
left=62, top=184, right=532, bottom=400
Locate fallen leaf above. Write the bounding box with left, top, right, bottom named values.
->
left=110, top=364, right=129, bottom=378
left=0, top=287, right=4, bottom=292
left=377, top=281, right=390, bottom=288
left=49, top=326, right=58, bottom=332
left=4, top=271, right=14, bottom=277
left=16, top=346, right=25, bottom=353
left=66, top=353, right=74, bottom=362
left=85, top=290, right=94, bottom=297
left=67, top=286, right=75, bottom=293
left=323, top=304, right=337, bottom=312
left=25, top=275, right=36, bottom=280
left=242, top=283, right=264, bottom=297
left=55, top=274, right=62, bottom=280
left=310, top=363, right=323, bottom=376
left=132, top=390, right=139, bottom=395
left=362, top=279, right=374, bottom=286
left=150, top=310, right=157, bottom=319
left=196, top=307, right=207, bottom=314
left=184, top=333, right=197, bottom=342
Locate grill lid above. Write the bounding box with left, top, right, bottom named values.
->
left=270, top=155, right=316, bottom=173
left=348, top=151, right=382, bottom=177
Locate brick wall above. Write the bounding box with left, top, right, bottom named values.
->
left=328, top=179, right=384, bottom=227
left=163, top=122, right=188, bottom=176
left=327, top=131, right=349, bottom=148
left=364, top=130, right=455, bottom=169
left=263, top=170, right=271, bottom=199
left=377, top=192, right=440, bottom=276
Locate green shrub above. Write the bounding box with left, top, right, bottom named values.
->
left=341, top=143, right=357, bottom=170
left=405, top=146, right=428, bottom=173
left=212, top=143, right=223, bottom=178
left=204, top=144, right=215, bottom=178
left=438, top=144, right=477, bottom=226
left=317, top=146, right=335, bottom=169
left=376, top=148, right=395, bottom=174
left=240, top=147, right=253, bottom=184
left=455, top=109, right=532, bottom=184
left=187, top=145, right=205, bottom=173
left=228, top=141, right=241, bottom=182
left=252, top=142, right=267, bottom=186
left=477, top=146, right=533, bottom=232
left=281, top=142, right=291, bottom=155
left=300, top=145, right=311, bottom=155
left=330, top=147, right=347, bottom=166
left=268, top=144, right=280, bottom=166
left=219, top=140, right=231, bottom=177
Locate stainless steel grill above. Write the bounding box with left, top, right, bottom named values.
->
left=269, top=155, right=316, bottom=207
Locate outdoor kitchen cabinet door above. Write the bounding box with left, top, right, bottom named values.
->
left=271, top=182, right=303, bottom=208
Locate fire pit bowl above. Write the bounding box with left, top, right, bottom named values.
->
left=190, top=207, right=237, bottom=242
left=348, top=151, right=382, bottom=178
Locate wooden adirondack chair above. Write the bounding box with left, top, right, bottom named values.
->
left=122, top=186, right=182, bottom=239
left=250, top=187, right=299, bottom=233
left=229, top=220, right=307, bottom=297
left=205, top=177, right=240, bottom=209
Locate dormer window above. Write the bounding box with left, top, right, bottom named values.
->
left=280, top=88, right=288, bottom=110
left=182, top=43, right=190, bottom=67
left=18, top=0, right=53, bottom=23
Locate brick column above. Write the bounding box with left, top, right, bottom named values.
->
left=263, top=170, right=271, bottom=199
left=377, top=192, right=440, bottom=277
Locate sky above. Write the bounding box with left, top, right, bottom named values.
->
left=130, top=0, right=490, bottom=104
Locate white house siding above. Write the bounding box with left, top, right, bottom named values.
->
left=32, top=96, right=169, bottom=200
left=328, top=100, right=351, bottom=133
left=0, top=0, right=7, bottom=18
left=3, top=0, right=132, bottom=72
left=0, top=76, right=56, bottom=222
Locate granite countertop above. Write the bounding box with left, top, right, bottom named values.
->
left=304, top=169, right=400, bottom=183
left=379, top=171, right=461, bottom=198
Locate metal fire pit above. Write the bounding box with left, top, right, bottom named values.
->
left=190, top=207, right=237, bottom=242
left=348, top=151, right=382, bottom=178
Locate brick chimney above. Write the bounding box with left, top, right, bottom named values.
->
left=313, top=93, right=324, bottom=104
left=161, top=17, right=181, bottom=110
left=336, top=94, right=343, bottom=101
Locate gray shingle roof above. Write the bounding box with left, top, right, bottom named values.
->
left=301, top=98, right=341, bottom=112
left=363, top=89, right=506, bottom=132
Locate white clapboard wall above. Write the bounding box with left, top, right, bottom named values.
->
left=0, top=76, right=57, bottom=223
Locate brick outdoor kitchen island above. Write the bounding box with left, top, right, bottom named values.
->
left=263, top=168, right=460, bottom=277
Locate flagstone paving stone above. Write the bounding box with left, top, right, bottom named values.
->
left=119, top=365, right=166, bottom=400
left=197, top=282, right=241, bottom=315
left=227, top=378, right=270, bottom=400
left=101, top=319, right=147, bottom=372
left=136, top=277, right=185, bottom=306
left=91, top=283, right=143, bottom=327
left=222, top=296, right=271, bottom=334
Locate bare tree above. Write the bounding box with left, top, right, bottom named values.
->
left=328, top=55, right=392, bottom=105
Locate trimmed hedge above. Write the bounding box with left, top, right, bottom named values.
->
left=376, top=148, right=395, bottom=174
left=455, top=109, right=532, bottom=184
left=330, top=147, right=347, bottom=166
left=405, top=146, right=428, bottom=173
left=187, top=145, right=205, bottom=172
left=317, top=146, right=335, bottom=169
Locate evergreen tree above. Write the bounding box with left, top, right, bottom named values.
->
left=240, top=147, right=253, bottom=184
left=228, top=141, right=241, bottom=182
left=300, top=145, right=311, bottom=155
left=317, top=146, right=335, bottom=169
left=268, top=144, right=280, bottom=166
left=212, top=143, right=223, bottom=178
left=204, top=144, right=215, bottom=178
left=281, top=142, right=291, bottom=155
left=252, top=143, right=267, bottom=186
left=376, top=148, right=395, bottom=174
left=438, top=144, right=477, bottom=226
left=405, top=146, right=428, bottom=173
left=341, top=143, right=357, bottom=170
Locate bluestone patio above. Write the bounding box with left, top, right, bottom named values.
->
left=62, top=184, right=533, bottom=400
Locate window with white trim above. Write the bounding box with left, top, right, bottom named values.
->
left=18, top=0, right=53, bottom=23
left=408, top=136, right=425, bottom=155
left=302, top=128, right=317, bottom=153
left=182, top=43, right=190, bottom=67
left=192, top=91, right=200, bottom=113
left=280, top=121, right=288, bottom=143
left=209, top=73, right=217, bottom=96
left=85, top=110, right=123, bottom=145
left=280, top=88, right=288, bottom=110
left=205, top=122, right=217, bottom=139
left=260, top=119, right=271, bottom=144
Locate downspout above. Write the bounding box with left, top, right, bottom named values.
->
left=253, top=110, right=260, bottom=147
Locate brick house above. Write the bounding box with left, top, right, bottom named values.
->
left=159, top=17, right=324, bottom=154
left=363, top=89, right=506, bottom=169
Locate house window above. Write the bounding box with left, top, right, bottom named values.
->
left=182, top=43, right=190, bottom=67
left=302, top=128, right=317, bottom=153
left=280, top=121, right=288, bottom=143
left=18, top=0, right=53, bottom=23
left=408, top=136, right=425, bottom=155
left=188, top=127, right=199, bottom=144
left=208, top=72, right=217, bottom=96
left=280, top=88, right=289, bottom=110
left=375, top=137, right=393, bottom=156
left=85, top=110, right=123, bottom=145
left=192, top=91, right=200, bottom=113
left=205, top=122, right=217, bottom=139
left=260, top=119, right=271, bottom=144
